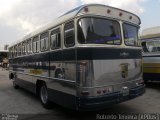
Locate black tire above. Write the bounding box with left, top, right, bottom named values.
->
left=13, top=81, right=19, bottom=89
left=39, top=83, right=52, bottom=109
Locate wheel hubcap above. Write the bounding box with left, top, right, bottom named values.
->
left=40, top=86, right=48, bottom=104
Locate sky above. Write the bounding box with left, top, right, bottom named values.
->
left=0, top=0, right=160, bottom=50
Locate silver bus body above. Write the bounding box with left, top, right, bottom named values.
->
left=9, top=4, right=145, bottom=110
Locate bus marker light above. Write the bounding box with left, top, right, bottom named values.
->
left=103, top=90, right=107, bottom=93
left=107, top=9, right=111, bottom=14
left=136, top=82, right=139, bottom=86
left=97, top=90, right=101, bottom=94
left=81, top=91, right=89, bottom=96
left=107, top=87, right=112, bottom=92
left=119, top=12, right=123, bottom=17
left=84, top=7, right=89, bottom=13
left=129, top=16, right=132, bottom=20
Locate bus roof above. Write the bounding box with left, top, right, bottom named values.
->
left=10, top=4, right=141, bottom=47
left=0, top=50, right=8, bottom=53
left=141, top=26, right=160, bottom=40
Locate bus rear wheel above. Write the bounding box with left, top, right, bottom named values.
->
left=40, top=83, right=52, bottom=109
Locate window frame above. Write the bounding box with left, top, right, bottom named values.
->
left=26, top=39, right=32, bottom=54
left=77, top=16, right=122, bottom=45
left=13, top=46, right=15, bottom=58
left=32, top=36, right=40, bottom=53
left=22, top=42, right=27, bottom=56
left=40, top=32, right=49, bottom=52
left=18, top=43, right=22, bottom=56
left=50, top=28, right=61, bottom=50
left=14, top=45, right=18, bottom=57
left=64, top=21, right=75, bottom=48
left=123, top=22, right=139, bottom=47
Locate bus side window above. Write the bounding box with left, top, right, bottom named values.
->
left=13, top=46, right=15, bottom=57
left=22, top=42, right=27, bottom=55
left=18, top=43, right=22, bottom=56
left=157, top=47, right=160, bottom=51
left=50, top=28, right=61, bottom=50
left=27, top=39, right=32, bottom=54
left=40, top=32, right=49, bottom=51
left=11, top=47, right=14, bottom=58
left=15, top=46, right=18, bottom=57
left=33, top=36, right=39, bottom=53
left=64, top=21, right=75, bottom=47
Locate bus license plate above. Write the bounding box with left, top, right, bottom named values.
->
left=121, top=87, right=129, bottom=96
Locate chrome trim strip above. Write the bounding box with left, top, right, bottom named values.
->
left=16, top=72, right=76, bottom=83
left=77, top=79, right=142, bottom=89
left=76, top=45, right=141, bottom=49
left=49, top=78, right=76, bottom=83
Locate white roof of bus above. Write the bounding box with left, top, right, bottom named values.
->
left=141, top=26, right=160, bottom=39
left=10, top=4, right=141, bottom=47
left=0, top=50, right=8, bottom=52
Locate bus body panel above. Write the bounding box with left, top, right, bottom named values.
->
left=93, top=59, right=142, bottom=86
left=143, top=53, right=160, bottom=81
left=10, top=52, right=50, bottom=93
left=47, top=49, right=77, bottom=109
left=76, top=47, right=144, bottom=98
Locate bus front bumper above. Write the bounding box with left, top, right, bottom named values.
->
left=77, top=84, right=145, bottom=110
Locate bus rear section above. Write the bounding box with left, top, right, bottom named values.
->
left=76, top=16, right=145, bottom=110
left=76, top=48, right=144, bottom=110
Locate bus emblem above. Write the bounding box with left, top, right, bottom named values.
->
left=120, top=52, right=129, bottom=57
left=120, top=63, right=129, bottom=78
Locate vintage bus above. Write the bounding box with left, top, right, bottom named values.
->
left=9, top=4, right=145, bottom=110
left=141, top=26, right=160, bottom=82
left=0, top=50, right=8, bottom=67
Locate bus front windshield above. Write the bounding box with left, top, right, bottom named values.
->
left=78, top=17, right=121, bottom=45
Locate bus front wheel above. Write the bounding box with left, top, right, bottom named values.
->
left=40, top=83, right=52, bottom=109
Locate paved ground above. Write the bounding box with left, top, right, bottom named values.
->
left=0, top=69, right=160, bottom=120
